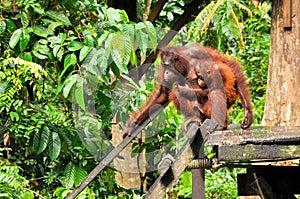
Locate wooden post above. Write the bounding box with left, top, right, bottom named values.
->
left=283, top=0, right=292, bottom=29
left=192, top=142, right=205, bottom=199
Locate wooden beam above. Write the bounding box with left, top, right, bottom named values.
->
left=283, top=0, right=292, bottom=29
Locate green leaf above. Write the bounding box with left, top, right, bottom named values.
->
left=63, top=162, right=76, bottom=188
left=9, top=29, right=21, bottom=48
left=32, top=50, right=47, bottom=59
left=48, top=132, right=61, bottom=160
left=67, top=41, right=84, bottom=51
left=20, top=11, right=29, bottom=27
left=119, top=10, right=129, bottom=23
left=122, top=23, right=135, bottom=44
left=62, top=74, right=79, bottom=98
left=33, top=126, right=50, bottom=154
left=97, top=31, right=110, bottom=46
left=83, top=34, right=94, bottom=47
left=107, top=7, right=121, bottom=22
left=23, top=191, right=34, bottom=199
left=82, top=48, right=108, bottom=76
left=144, top=21, right=157, bottom=51
left=47, top=10, right=72, bottom=26
left=79, top=46, right=93, bottom=62
left=75, top=78, right=86, bottom=111
left=23, top=52, right=32, bottom=62
left=111, top=33, right=132, bottom=73
left=0, top=20, right=6, bottom=35
left=58, top=53, right=77, bottom=82
left=48, top=21, right=63, bottom=33
left=5, top=19, right=17, bottom=34
left=130, top=50, right=138, bottom=67
left=9, top=112, right=19, bottom=121
left=19, top=28, right=30, bottom=52
left=111, top=49, right=128, bottom=74
left=135, top=23, right=148, bottom=53
left=74, top=167, right=87, bottom=186
left=33, top=25, right=49, bottom=37
left=63, top=53, right=77, bottom=68
left=32, top=5, right=45, bottom=15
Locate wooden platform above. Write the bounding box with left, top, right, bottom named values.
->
left=206, top=126, right=300, bottom=162
left=206, top=125, right=300, bottom=198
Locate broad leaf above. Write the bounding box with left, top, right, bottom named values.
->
left=0, top=20, right=6, bottom=35
left=9, top=29, right=21, bottom=48
left=48, top=132, right=61, bottom=160
left=47, top=11, right=72, bottom=26
left=33, top=25, right=49, bottom=37
left=20, top=11, right=29, bottom=27
left=63, top=53, right=77, bottom=69
left=5, top=18, right=17, bottom=34
left=48, top=21, right=63, bottom=33
left=67, top=41, right=84, bottom=51
left=144, top=21, right=157, bottom=51
left=135, top=23, right=148, bottom=53
left=111, top=49, right=128, bottom=74
left=23, top=52, right=32, bottom=62
left=74, top=167, right=87, bottom=186
left=62, top=74, right=79, bottom=98
left=122, top=23, right=135, bottom=44
left=19, top=28, right=30, bottom=52
left=83, top=34, right=94, bottom=47
left=32, top=50, right=47, bottom=59
left=82, top=48, right=108, bottom=77
left=111, top=33, right=132, bottom=73
left=23, top=191, right=34, bottom=199
left=33, top=126, right=50, bottom=154
left=63, top=162, right=76, bottom=189
left=79, top=46, right=93, bottom=62
left=75, top=78, right=86, bottom=111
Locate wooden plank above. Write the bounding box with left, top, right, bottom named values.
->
left=192, top=140, right=205, bottom=199
left=145, top=120, right=217, bottom=199
left=217, top=144, right=300, bottom=161
left=283, top=0, right=292, bottom=29
left=207, top=126, right=300, bottom=146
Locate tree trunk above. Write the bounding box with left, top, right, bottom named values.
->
left=262, top=0, right=300, bottom=126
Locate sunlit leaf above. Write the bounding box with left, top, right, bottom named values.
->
left=144, top=21, right=157, bottom=51
left=33, top=25, right=49, bottom=37
left=64, top=53, right=77, bottom=69
left=62, top=74, right=79, bottom=98
left=9, top=29, right=21, bottom=48
left=19, top=28, right=30, bottom=52
left=0, top=20, right=6, bottom=35
left=67, top=41, right=84, bottom=51
left=20, top=11, right=29, bottom=27
left=47, top=10, right=72, bottom=26
left=79, top=46, right=93, bottom=62
left=135, top=23, right=148, bottom=53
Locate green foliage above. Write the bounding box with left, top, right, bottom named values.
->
left=0, top=0, right=158, bottom=197
left=0, top=160, right=35, bottom=199
left=187, top=0, right=252, bottom=49
left=174, top=168, right=245, bottom=198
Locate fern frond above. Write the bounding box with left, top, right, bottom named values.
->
left=230, top=8, right=245, bottom=47
left=231, top=0, right=252, bottom=18
left=198, top=0, right=224, bottom=35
